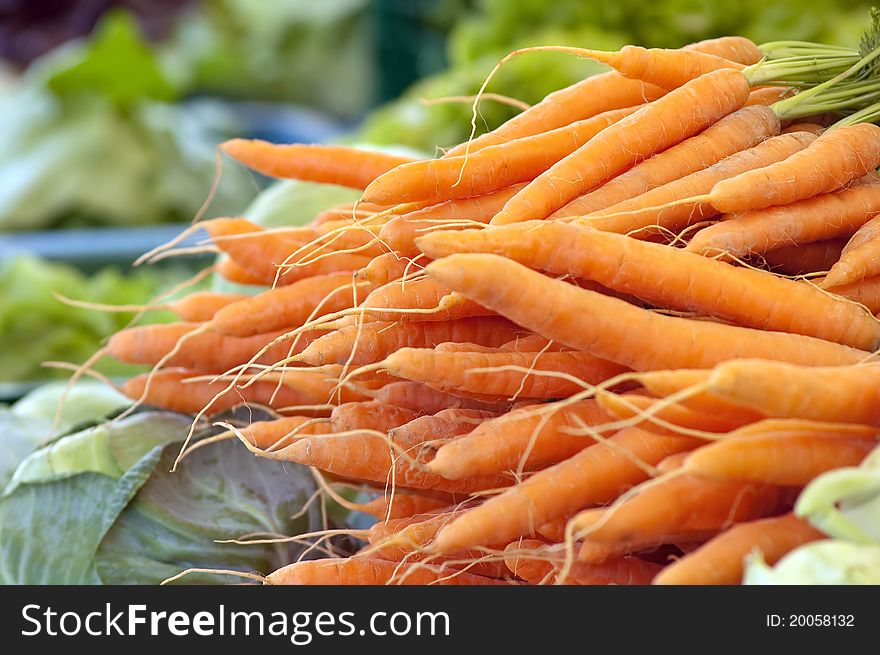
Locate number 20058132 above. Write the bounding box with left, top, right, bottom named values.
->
left=766, top=614, right=855, bottom=627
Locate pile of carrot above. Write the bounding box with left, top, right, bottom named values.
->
left=93, top=34, right=880, bottom=585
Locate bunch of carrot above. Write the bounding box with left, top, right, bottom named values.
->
left=91, top=33, right=880, bottom=585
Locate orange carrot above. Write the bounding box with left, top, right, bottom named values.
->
left=379, top=185, right=525, bottom=256
left=297, top=316, right=523, bottom=366
left=265, top=431, right=512, bottom=495
left=215, top=257, right=266, bottom=286
left=107, top=323, right=294, bottom=370
left=581, top=132, right=815, bottom=235
left=330, top=400, right=419, bottom=434
left=203, top=218, right=311, bottom=282
left=418, top=221, right=880, bottom=350
left=166, top=292, right=250, bottom=322
left=428, top=399, right=614, bottom=479
left=504, top=539, right=661, bottom=585
left=370, top=381, right=509, bottom=415
left=706, top=123, right=880, bottom=214
left=652, top=513, right=825, bottom=585
left=574, top=475, right=779, bottom=550
left=781, top=122, right=825, bottom=135
left=528, top=45, right=744, bottom=90
left=221, top=139, right=417, bottom=189
left=634, top=368, right=768, bottom=422
left=682, top=432, right=877, bottom=486
left=595, top=392, right=750, bottom=434
left=353, top=493, right=451, bottom=520
left=379, top=348, right=629, bottom=400
left=822, top=215, right=880, bottom=288
left=432, top=428, right=701, bottom=552
left=827, top=275, right=880, bottom=313
left=267, top=558, right=510, bottom=585
left=696, top=359, right=880, bottom=424
left=759, top=238, right=846, bottom=276
left=491, top=69, right=751, bottom=224
left=745, top=86, right=793, bottom=106
left=211, top=272, right=361, bottom=337
left=122, top=368, right=320, bottom=414
left=549, top=105, right=780, bottom=217
left=425, top=254, right=865, bottom=371
left=354, top=251, right=417, bottom=286
left=388, top=408, right=496, bottom=450
left=235, top=415, right=333, bottom=450
left=363, top=107, right=638, bottom=204
left=358, top=276, right=491, bottom=322
left=687, top=177, right=880, bottom=259
left=445, top=73, right=664, bottom=156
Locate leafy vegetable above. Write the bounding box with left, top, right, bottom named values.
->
left=0, top=11, right=252, bottom=231
left=0, top=255, right=185, bottom=383
left=11, top=380, right=129, bottom=434
left=0, top=409, right=325, bottom=584
left=0, top=410, right=47, bottom=489
left=745, top=540, right=880, bottom=584
left=41, top=10, right=178, bottom=107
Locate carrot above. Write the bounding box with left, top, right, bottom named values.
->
left=745, top=86, right=793, bottom=106
left=358, top=277, right=492, bottom=322
left=428, top=399, right=614, bottom=479
left=444, top=73, right=664, bottom=156
left=368, top=511, right=510, bottom=579
left=549, top=105, right=780, bottom=217
left=122, top=368, right=320, bottom=414
left=524, top=45, right=745, bottom=90
left=425, top=254, right=865, bottom=371
left=695, top=359, right=880, bottom=424
left=759, top=238, right=846, bottom=276
left=729, top=417, right=880, bottom=440
left=378, top=185, right=525, bottom=256
left=266, top=557, right=510, bottom=585
left=634, top=368, right=768, bottom=421
left=595, top=392, right=750, bottom=434
left=370, top=381, right=509, bottom=415
left=418, top=221, right=880, bottom=350
left=822, top=215, right=880, bottom=288
left=235, top=416, right=333, bottom=450
left=574, top=475, right=779, bottom=550
left=781, top=122, right=826, bottom=135
left=210, top=272, right=361, bottom=337
left=655, top=452, right=691, bottom=474
left=504, top=540, right=661, bottom=585
left=330, top=400, right=420, bottom=434
left=687, top=177, right=880, bottom=259
left=499, top=334, right=568, bottom=352
left=221, top=139, right=417, bottom=189
left=388, top=409, right=496, bottom=450
left=362, top=107, right=639, bottom=205
left=682, top=35, right=762, bottom=64
left=296, top=316, right=523, bottom=366
left=107, top=322, right=296, bottom=370
left=166, top=292, right=250, bottom=322
left=490, top=69, right=751, bottom=224
left=354, top=252, right=417, bottom=286
left=215, top=257, right=265, bottom=286
left=581, top=132, right=815, bottom=235
left=379, top=348, right=629, bottom=400
left=703, top=123, right=880, bottom=214
left=682, top=432, right=877, bottom=486
left=203, top=218, right=311, bottom=282
left=265, top=431, right=512, bottom=495
left=652, top=513, right=825, bottom=585
left=353, top=493, right=451, bottom=520
left=828, top=275, right=880, bottom=314
left=431, top=428, right=701, bottom=552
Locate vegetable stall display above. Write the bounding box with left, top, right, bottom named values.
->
left=45, top=29, right=880, bottom=585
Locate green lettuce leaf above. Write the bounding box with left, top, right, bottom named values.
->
left=0, top=410, right=49, bottom=489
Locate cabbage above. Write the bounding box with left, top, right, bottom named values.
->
left=745, top=540, right=880, bottom=585
left=0, top=407, right=325, bottom=584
